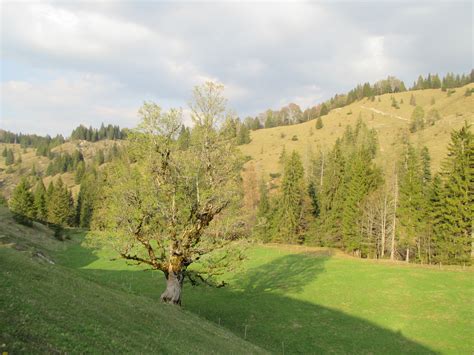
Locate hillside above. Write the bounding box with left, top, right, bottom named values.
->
left=2, top=204, right=472, bottom=353
left=0, top=207, right=265, bottom=354
left=240, top=84, right=474, bottom=185
left=0, top=139, right=120, bottom=198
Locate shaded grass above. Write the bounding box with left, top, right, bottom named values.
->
left=56, top=233, right=473, bottom=354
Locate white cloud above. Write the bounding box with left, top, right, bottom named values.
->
left=0, top=1, right=471, bottom=135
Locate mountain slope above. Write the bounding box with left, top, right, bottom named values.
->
left=240, top=84, right=474, bottom=182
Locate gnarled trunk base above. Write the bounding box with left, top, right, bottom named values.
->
left=160, top=270, right=184, bottom=305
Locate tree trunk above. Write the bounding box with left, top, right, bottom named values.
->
left=160, top=270, right=184, bottom=305
left=406, top=248, right=410, bottom=263
left=390, top=175, right=398, bottom=261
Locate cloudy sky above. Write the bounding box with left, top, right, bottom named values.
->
left=1, top=1, right=472, bottom=136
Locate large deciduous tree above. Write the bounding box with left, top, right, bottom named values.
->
left=93, top=82, right=242, bottom=305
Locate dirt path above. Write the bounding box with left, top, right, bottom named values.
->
left=360, top=105, right=409, bottom=121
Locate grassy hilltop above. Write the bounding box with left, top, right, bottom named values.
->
left=240, top=84, right=474, bottom=184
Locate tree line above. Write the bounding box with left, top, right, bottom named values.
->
left=255, top=120, right=473, bottom=265
left=0, top=129, right=65, bottom=150
left=70, top=123, right=126, bottom=141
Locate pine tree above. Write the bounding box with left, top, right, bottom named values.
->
left=397, top=144, right=425, bottom=262
left=274, top=151, right=305, bottom=243
left=320, top=104, right=329, bottom=116
left=2, top=147, right=7, bottom=157
left=236, top=124, right=251, bottom=145
left=9, top=177, right=35, bottom=226
left=409, top=94, right=416, bottom=106
left=33, top=180, right=47, bottom=222
left=315, top=116, right=323, bottom=129
left=433, top=123, right=473, bottom=264
left=75, top=161, right=86, bottom=184
left=47, top=178, right=73, bottom=226
left=5, top=149, right=14, bottom=165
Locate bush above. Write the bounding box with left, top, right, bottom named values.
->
left=291, top=135, right=298, bottom=141
left=316, top=117, right=323, bottom=129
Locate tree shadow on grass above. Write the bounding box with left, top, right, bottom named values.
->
left=66, top=245, right=438, bottom=354
left=181, top=253, right=438, bottom=354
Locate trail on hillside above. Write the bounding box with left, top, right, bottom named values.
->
left=360, top=105, right=409, bottom=121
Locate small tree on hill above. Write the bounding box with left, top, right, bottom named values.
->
left=409, top=106, right=425, bottom=133
left=316, top=116, right=323, bottom=129
left=409, top=94, right=416, bottom=106
left=9, top=177, right=35, bottom=226
left=5, top=149, right=14, bottom=165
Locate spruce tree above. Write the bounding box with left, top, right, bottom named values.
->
left=5, top=149, right=14, bottom=165
left=9, top=177, right=35, bottom=226
left=434, top=123, right=473, bottom=264
left=237, top=124, right=251, bottom=145
left=33, top=180, right=47, bottom=222
left=320, top=104, right=329, bottom=116
left=274, top=151, right=305, bottom=243
left=397, top=144, right=425, bottom=262
left=47, top=178, right=73, bottom=226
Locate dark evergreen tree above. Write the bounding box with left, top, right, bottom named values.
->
left=397, top=144, right=426, bottom=262
left=9, top=177, right=35, bottom=225
left=319, top=104, right=329, bottom=116
left=308, top=181, right=320, bottom=217
left=433, top=123, right=473, bottom=264
left=236, top=124, right=251, bottom=145
left=33, top=180, right=47, bottom=222
left=274, top=151, right=305, bottom=243
left=47, top=178, right=73, bottom=226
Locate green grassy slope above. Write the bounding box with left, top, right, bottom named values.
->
left=0, top=207, right=266, bottom=354
left=240, top=84, right=474, bottom=186
left=51, top=231, right=473, bottom=354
